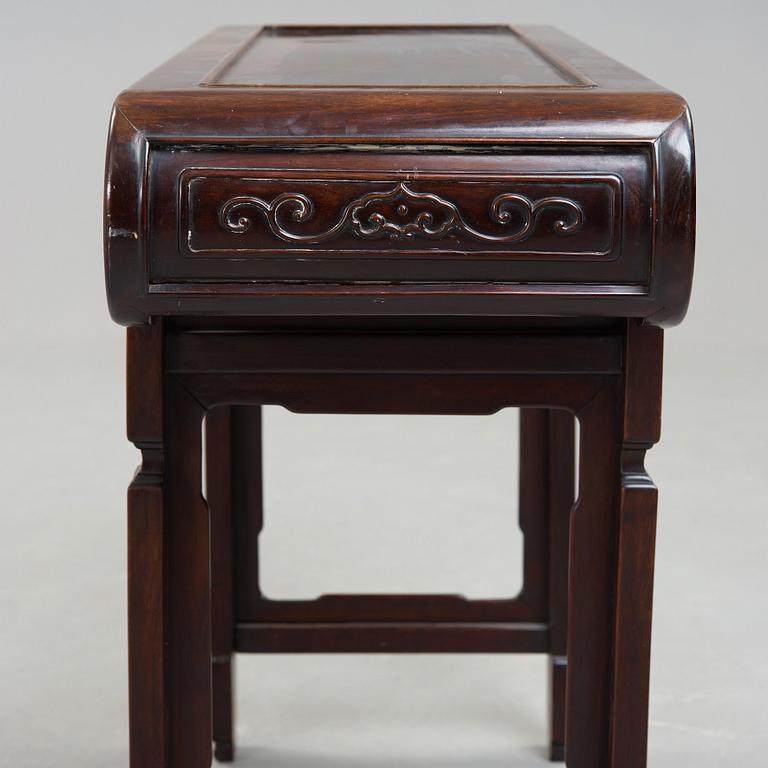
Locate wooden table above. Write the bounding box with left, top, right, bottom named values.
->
left=104, top=25, right=695, bottom=768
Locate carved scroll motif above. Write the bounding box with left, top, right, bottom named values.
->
left=218, top=182, right=585, bottom=244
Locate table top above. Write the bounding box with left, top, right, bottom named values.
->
left=203, top=26, right=586, bottom=88
left=105, top=26, right=695, bottom=327
left=119, top=25, right=685, bottom=142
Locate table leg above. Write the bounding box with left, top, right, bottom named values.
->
left=520, top=408, right=574, bottom=762
left=565, top=321, right=662, bottom=768
left=207, top=408, right=235, bottom=763
left=608, top=322, right=663, bottom=768
left=565, top=382, right=620, bottom=768
left=547, top=410, right=575, bottom=763
left=127, top=323, right=213, bottom=768
left=206, top=404, right=264, bottom=763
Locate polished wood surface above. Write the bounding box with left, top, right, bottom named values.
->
left=110, top=24, right=693, bottom=768
left=520, top=408, right=575, bottom=761
left=124, top=320, right=663, bottom=767
left=203, top=26, right=587, bottom=87
left=104, top=25, right=694, bottom=326
left=127, top=321, right=212, bottom=768
left=205, top=408, right=236, bottom=764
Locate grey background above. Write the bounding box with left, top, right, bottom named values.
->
left=1, top=1, right=766, bottom=765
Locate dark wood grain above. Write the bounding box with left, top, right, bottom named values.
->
left=177, top=165, right=626, bottom=265
left=127, top=481, right=166, bottom=767
left=565, top=381, right=621, bottom=768
left=202, top=26, right=591, bottom=88
left=111, top=24, right=691, bottom=768
left=127, top=324, right=213, bottom=768
left=231, top=407, right=264, bottom=627
left=205, top=407, right=235, bottom=763
left=163, top=378, right=211, bottom=768
left=235, top=622, right=549, bottom=653
left=520, top=408, right=575, bottom=761
left=608, top=321, right=663, bottom=768
left=170, top=328, right=611, bottom=767
left=124, top=320, right=669, bottom=767
left=104, top=25, right=694, bottom=326
left=165, top=331, right=622, bottom=376
left=546, top=410, right=576, bottom=763
left=126, top=323, right=165, bottom=768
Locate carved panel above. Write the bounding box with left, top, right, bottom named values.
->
left=181, top=171, right=621, bottom=259
left=218, top=182, right=586, bottom=244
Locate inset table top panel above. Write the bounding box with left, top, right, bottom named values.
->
left=203, top=26, right=590, bottom=88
